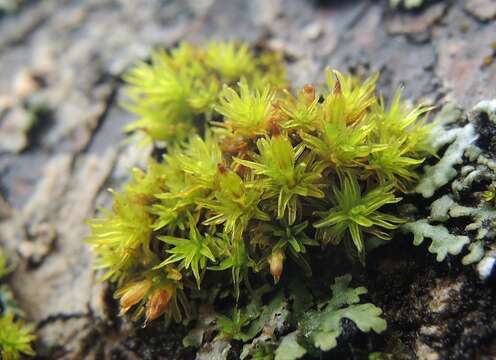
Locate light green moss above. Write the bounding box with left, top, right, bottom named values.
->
left=0, top=249, right=35, bottom=360
left=87, top=41, right=438, bottom=357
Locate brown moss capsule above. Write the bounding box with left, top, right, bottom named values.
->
left=302, top=84, right=316, bottom=103
left=115, top=279, right=152, bottom=315
left=144, top=286, right=174, bottom=325
left=221, top=136, right=248, bottom=155
left=268, top=250, right=285, bottom=283
left=217, top=162, right=227, bottom=174
left=334, top=79, right=342, bottom=95
left=270, top=120, right=281, bottom=137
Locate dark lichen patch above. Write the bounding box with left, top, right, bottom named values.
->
left=422, top=273, right=496, bottom=360
left=22, top=101, right=54, bottom=151
left=362, top=236, right=496, bottom=360
left=123, top=321, right=195, bottom=360
left=311, top=0, right=363, bottom=9
left=472, top=108, right=496, bottom=158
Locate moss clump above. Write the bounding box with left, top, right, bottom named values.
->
left=0, top=248, right=35, bottom=360
left=87, top=41, right=434, bottom=357
left=124, top=41, right=286, bottom=144
left=0, top=313, right=35, bottom=360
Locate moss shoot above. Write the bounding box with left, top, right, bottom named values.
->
left=0, top=248, right=35, bottom=360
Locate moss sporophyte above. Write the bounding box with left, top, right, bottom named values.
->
left=86, top=41, right=435, bottom=357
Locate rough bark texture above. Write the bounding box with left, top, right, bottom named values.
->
left=0, top=0, right=495, bottom=359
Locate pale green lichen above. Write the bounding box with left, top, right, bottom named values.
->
left=429, top=195, right=454, bottom=222
left=401, top=220, right=470, bottom=262
left=274, top=332, right=306, bottom=360
left=404, top=99, right=496, bottom=278
left=389, top=0, right=424, bottom=9
left=463, top=241, right=485, bottom=265
left=232, top=275, right=386, bottom=360
left=299, top=275, right=387, bottom=352
left=415, top=121, right=477, bottom=198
